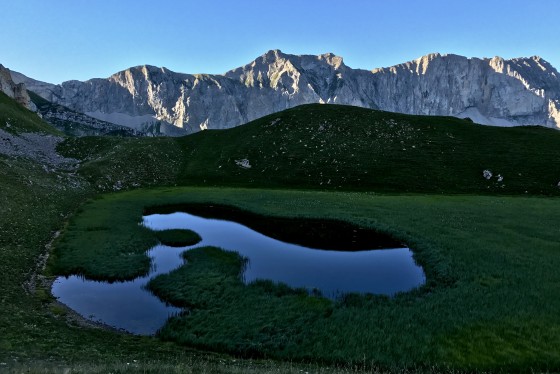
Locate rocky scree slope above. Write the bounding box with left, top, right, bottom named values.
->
left=11, top=50, right=560, bottom=133
left=2, top=66, right=143, bottom=137
left=28, top=91, right=144, bottom=137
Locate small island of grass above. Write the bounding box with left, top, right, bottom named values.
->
left=155, top=229, right=202, bottom=247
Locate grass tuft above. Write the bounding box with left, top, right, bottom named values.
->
left=154, top=229, right=202, bottom=247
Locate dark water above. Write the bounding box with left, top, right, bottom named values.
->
left=51, top=244, right=183, bottom=335
left=52, top=210, right=425, bottom=335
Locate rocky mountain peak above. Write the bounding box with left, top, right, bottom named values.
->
left=225, top=50, right=350, bottom=92
left=416, top=52, right=443, bottom=63
left=0, top=64, right=36, bottom=111
left=511, top=55, right=557, bottom=73
left=261, top=49, right=285, bottom=62
left=372, top=53, right=428, bottom=74
left=110, top=65, right=175, bottom=82
left=318, top=52, right=344, bottom=69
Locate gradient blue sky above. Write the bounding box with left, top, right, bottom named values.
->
left=2, top=0, right=559, bottom=84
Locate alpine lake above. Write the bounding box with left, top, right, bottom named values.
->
left=52, top=205, right=425, bottom=335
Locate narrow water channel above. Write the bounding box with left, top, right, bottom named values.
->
left=52, top=210, right=425, bottom=335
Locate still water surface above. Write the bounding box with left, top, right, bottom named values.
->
left=52, top=211, right=425, bottom=335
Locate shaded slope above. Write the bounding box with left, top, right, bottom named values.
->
left=58, top=136, right=184, bottom=191
left=28, top=91, right=143, bottom=137
left=56, top=103, right=560, bottom=195
left=0, top=92, right=77, bottom=171
left=176, top=104, right=560, bottom=194
left=0, top=91, right=60, bottom=135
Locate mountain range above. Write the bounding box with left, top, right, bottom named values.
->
left=7, top=50, right=560, bottom=134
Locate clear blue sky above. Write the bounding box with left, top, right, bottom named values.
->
left=1, top=0, right=559, bottom=84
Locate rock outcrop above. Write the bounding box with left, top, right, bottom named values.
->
left=0, top=64, right=36, bottom=111
left=370, top=53, right=560, bottom=128
left=11, top=51, right=560, bottom=133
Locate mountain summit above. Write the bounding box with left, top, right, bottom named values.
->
left=11, top=51, right=560, bottom=133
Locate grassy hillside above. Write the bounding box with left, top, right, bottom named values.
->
left=58, top=136, right=184, bottom=191
left=176, top=104, right=560, bottom=194
left=0, top=91, right=61, bottom=135
left=57, top=103, right=560, bottom=195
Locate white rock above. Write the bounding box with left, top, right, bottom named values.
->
left=199, top=118, right=209, bottom=131
left=269, top=118, right=281, bottom=126
left=235, top=159, right=251, bottom=169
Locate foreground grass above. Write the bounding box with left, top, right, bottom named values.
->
left=3, top=359, right=420, bottom=374
left=49, top=187, right=560, bottom=371
left=0, top=166, right=198, bottom=371
left=3, top=95, right=560, bottom=372
left=0, top=183, right=381, bottom=374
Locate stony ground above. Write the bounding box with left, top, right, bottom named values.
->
left=0, top=127, right=77, bottom=169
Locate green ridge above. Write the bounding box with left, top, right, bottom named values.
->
left=58, top=103, right=560, bottom=195
left=174, top=104, right=560, bottom=194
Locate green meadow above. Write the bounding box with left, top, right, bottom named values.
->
left=1, top=93, right=560, bottom=372
left=48, top=187, right=560, bottom=371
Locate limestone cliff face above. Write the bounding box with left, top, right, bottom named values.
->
left=0, top=64, right=36, bottom=111
left=370, top=53, right=560, bottom=127
left=223, top=50, right=376, bottom=120
left=11, top=51, right=560, bottom=132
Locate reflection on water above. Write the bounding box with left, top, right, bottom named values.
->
left=51, top=244, right=182, bottom=335
left=52, top=211, right=425, bottom=335
left=144, top=212, right=425, bottom=297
